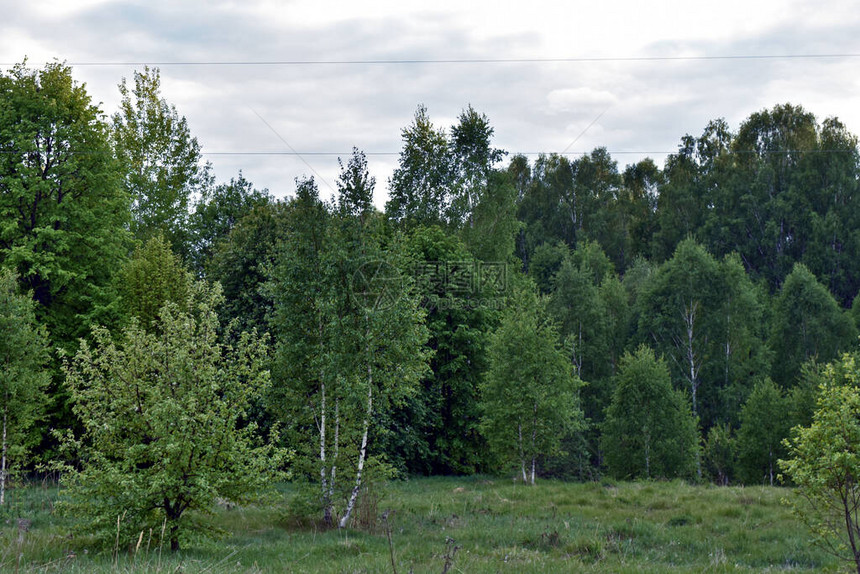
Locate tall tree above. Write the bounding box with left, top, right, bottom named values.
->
left=387, top=226, right=497, bottom=475
left=0, top=61, right=131, bottom=346
left=0, top=270, right=50, bottom=504
left=189, top=172, right=271, bottom=275
left=269, top=176, right=429, bottom=526
left=769, top=263, right=857, bottom=386
left=601, top=346, right=699, bottom=480
left=637, top=240, right=767, bottom=430
left=449, top=105, right=507, bottom=228
left=113, top=67, right=212, bottom=259
left=386, top=105, right=452, bottom=228
left=480, top=283, right=584, bottom=484
left=735, top=379, right=790, bottom=485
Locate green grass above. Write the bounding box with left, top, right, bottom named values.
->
left=0, top=476, right=841, bottom=573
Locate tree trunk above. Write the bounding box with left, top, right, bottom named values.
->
left=320, top=377, right=331, bottom=526
left=1, top=407, right=6, bottom=506
left=530, top=401, right=538, bottom=485
left=518, top=423, right=527, bottom=483
left=683, top=300, right=702, bottom=480
left=339, top=364, right=372, bottom=529
left=330, top=398, right=339, bottom=504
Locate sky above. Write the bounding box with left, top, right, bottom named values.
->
left=2, top=0, right=860, bottom=206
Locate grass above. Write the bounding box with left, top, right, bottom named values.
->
left=0, top=475, right=841, bottom=573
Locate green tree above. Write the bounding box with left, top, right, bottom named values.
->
left=637, top=240, right=724, bottom=423
left=61, top=280, right=284, bottom=551
left=780, top=353, right=860, bottom=573
left=268, top=176, right=429, bottom=526
left=736, top=379, right=791, bottom=485
left=602, top=346, right=699, bottom=480
left=480, top=284, right=584, bottom=484
left=448, top=105, right=507, bottom=229
left=115, top=234, right=190, bottom=331
left=113, top=67, right=212, bottom=259
left=769, top=263, right=857, bottom=386
left=386, top=105, right=452, bottom=228
left=0, top=270, right=50, bottom=504
left=208, top=200, right=292, bottom=335
left=0, top=61, right=131, bottom=346
left=703, top=423, right=735, bottom=486
left=189, top=173, right=271, bottom=275
left=637, top=240, right=768, bottom=430
left=389, top=226, right=497, bottom=475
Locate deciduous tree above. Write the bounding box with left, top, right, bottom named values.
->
left=61, top=281, right=284, bottom=551
left=0, top=270, right=50, bottom=505
left=480, top=284, right=583, bottom=484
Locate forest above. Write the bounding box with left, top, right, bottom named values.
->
left=3, top=60, right=860, bottom=560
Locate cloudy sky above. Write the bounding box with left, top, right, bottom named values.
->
left=2, top=0, right=859, bottom=205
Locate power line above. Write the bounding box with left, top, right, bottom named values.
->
left=6, top=54, right=860, bottom=67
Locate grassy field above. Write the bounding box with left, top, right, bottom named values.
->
left=0, top=476, right=841, bottom=573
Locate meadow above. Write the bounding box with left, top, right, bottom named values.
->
left=0, top=476, right=839, bottom=573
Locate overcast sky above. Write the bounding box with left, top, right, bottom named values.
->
left=2, top=0, right=859, bottom=205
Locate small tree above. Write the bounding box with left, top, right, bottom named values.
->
left=62, top=280, right=286, bottom=551
left=0, top=270, right=50, bottom=504
left=703, top=423, right=735, bottom=486
left=736, top=379, right=791, bottom=485
left=780, top=353, right=860, bottom=573
left=602, top=346, right=699, bottom=480
left=480, top=284, right=584, bottom=484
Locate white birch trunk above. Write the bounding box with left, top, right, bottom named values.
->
left=682, top=300, right=702, bottom=480
left=518, top=423, right=527, bottom=483
left=329, top=398, right=339, bottom=502
left=530, top=401, right=538, bottom=485
left=339, top=364, right=372, bottom=529
left=319, top=377, right=331, bottom=525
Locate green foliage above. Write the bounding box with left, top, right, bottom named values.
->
left=0, top=269, right=50, bottom=500
left=703, top=423, right=735, bottom=486
left=736, top=379, right=791, bottom=485
left=637, top=240, right=768, bottom=429
left=386, top=105, right=506, bottom=232
left=208, top=200, right=291, bottom=335
left=780, top=353, right=860, bottom=570
left=189, top=173, right=271, bottom=275
left=61, top=280, right=286, bottom=551
left=113, top=67, right=212, bottom=259
left=386, top=105, right=453, bottom=228
left=602, top=346, right=699, bottom=480
left=388, top=226, right=497, bottom=474
left=0, top=61, right=131, bottom=347
left=268, top=176, right=430, bottom=524
left=480, top=284, right=584, bottom=483
left=769, top=263, right=857, bottom=386
left=115, top=234, right=191, bottom=330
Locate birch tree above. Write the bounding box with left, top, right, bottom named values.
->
left=0, top=270, right=50, bottom=505
left=269, top=166, right=429, bottom=527
left=480, top=283, right=583, bottom=484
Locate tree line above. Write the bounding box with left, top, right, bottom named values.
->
left=3, top=60, right=860, bottom=549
